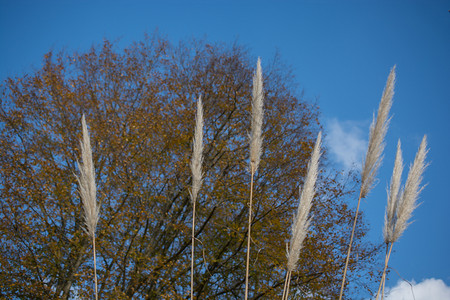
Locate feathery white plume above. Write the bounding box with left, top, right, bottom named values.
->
left=287, top=132, right=322, bottom=271
left=392, top=135, right=428, bottom=242
left=361, top=66, right=396, bottom=198
left=340, top=66, right=396, bottom=300
left=77, top=115, right=100, bottom=238
left=245, top=58, right=265, bottom=300
left=191, top=96, right=204, bottom=202
left=190, top=96, right=204, bottom=300
left=249, top=57, right=264, bottom=173
left=384, top=140, right=403, bottom=243
left=377, top=136, right=428, bottom=300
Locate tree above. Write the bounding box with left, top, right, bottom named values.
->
left=0, top=34, right=378, bottom=299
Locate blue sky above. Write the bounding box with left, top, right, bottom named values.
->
left=1, top=0, right=449, bottom=298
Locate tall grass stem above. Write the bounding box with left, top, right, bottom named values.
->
left=376, top=242, right=393, bottom=300
left=76, top=115, right=100, bottom=300
left=245, top=170, right=255, bottom=300
left=339, top=67, right=395, bottom=300
left=190, top=97, right=204, bottom=300
left=245, top=58, right=264, bottom=300
left=376, top=136, right=428, bottom=300
left=282, top=132, right=321, bottom=300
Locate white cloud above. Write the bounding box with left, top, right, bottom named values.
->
left=384, top=278, right=450, bottom=300
left=325, top=118, right=367, bottom=170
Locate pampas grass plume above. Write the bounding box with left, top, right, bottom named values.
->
left=77, top=115, right=99, bottom=238
left=392, top=135, right=428, bottom=242
left=361, top=66, right=396, bottom=198
left=245, top=57, right=265, bottom=300
left=340, top=66, right=395, bottom=300
left=287, top=131, right=322, bottom=271
left=377, top=136, right=428, bottom=300
left=384, top=140, right=403, bottom=243
left=190, top=96, right=204, bottom=300
left=249, top=57, right=264, bottom=173
left=76, top=114, right=100, bottom=300
left=191, top=96, right=204, bottom=202
left=282, top=132, right=322, bottom=300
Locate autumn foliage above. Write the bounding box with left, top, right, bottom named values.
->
left=0, top=34, right=377, bottom=299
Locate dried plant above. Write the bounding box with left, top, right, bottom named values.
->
left=392, top=136, right=428, bottom=241
left=339, top=66, right=396, bottom=300
left=376, top=136, right=428, bottom=300
left=384, top=140, right=404, bottom=244
left=245, top=57, right=264, bottom=300
left=76, top=114, right=100, bottom=300
left=249, top=57, right=264, bottom=173
left=282, top=132, right=322, bottom=300
left=361, top=66, right=396, bottom=198
left=190, top=97, right=204, bottom=300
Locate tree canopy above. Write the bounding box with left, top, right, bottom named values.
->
left=0, top=34, right=378, bottom=299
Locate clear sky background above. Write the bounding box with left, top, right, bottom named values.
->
left=1, top=1, right=449, bottom=299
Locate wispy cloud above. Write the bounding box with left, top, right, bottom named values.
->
left=384, top=278, right=450, bottom=300
left=325, top=118, right=367, bottom=170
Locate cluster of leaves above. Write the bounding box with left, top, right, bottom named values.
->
left=0, top=34, right=378, bottom=299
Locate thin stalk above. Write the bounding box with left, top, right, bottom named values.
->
left=340, top=68, right=395, bottom=300
left=77, top=115, right=100, bottom=300
left=375, top=242, right=393, bottom=300
left=93, top=235, right=98, bottom=300
left=281, top=270, right=290, bottom=300
left=245, top=58, right=264, bottom=299
left=190, top=97, right=203, bottom=300
left=284, top=271, right=292, bottom=300
left=375, top=243, right=389, bottom=299
left=190, top=199, right=196, bottom=300
left=281, top=271, right=292, bottom=300
left=339, top=188, right=364, bottom=299
left=382, top=243, right=394, bottom=300
left=342, top=67, right=395, bottom=298
left=245, top=168, right=255, bottom=300
left=283, top=132, right=321, bottom=299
